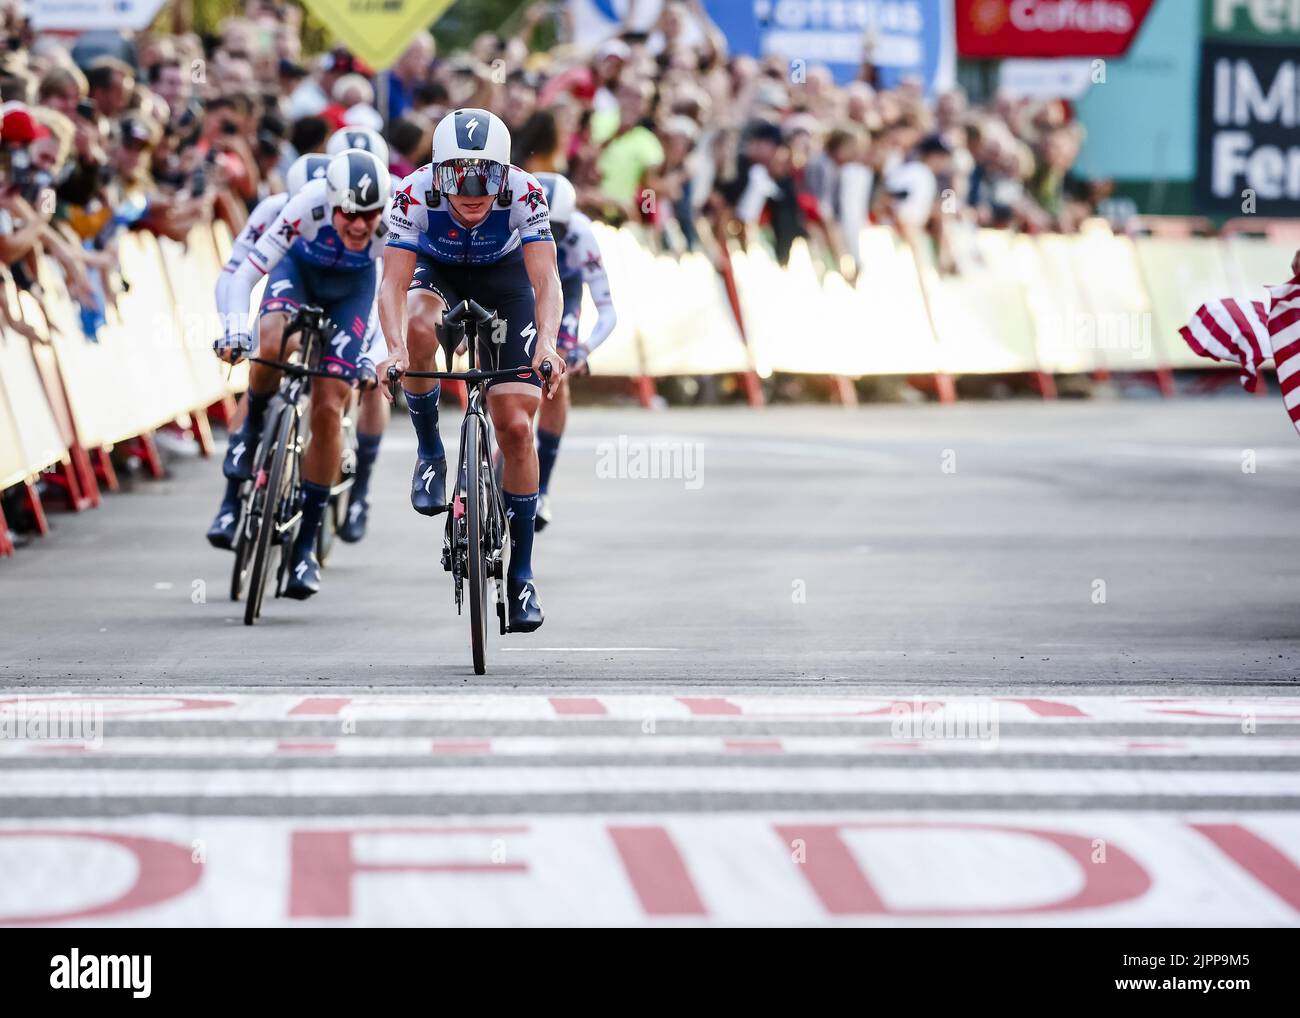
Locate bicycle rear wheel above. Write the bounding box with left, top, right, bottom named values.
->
left=465, top=418, right=490, bottom=675
left=245, top=407, right=295, bottom=625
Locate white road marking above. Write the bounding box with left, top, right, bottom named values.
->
left=2, top=735, right=1298, bottom=758
left=2, top=766, right=1296, bottom=797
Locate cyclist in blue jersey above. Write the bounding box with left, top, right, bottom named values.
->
left=208, top=150, right=391, bottom=547
left=531, top=173, right=618, bottom=532
left=376, top=108, right=566, bottom=633
left=209, top=148, right=390, bottom=600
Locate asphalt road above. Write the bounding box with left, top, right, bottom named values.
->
left=2, top=397, right=1299, bottom=925
left=4, top=398, right=1300, bottom=690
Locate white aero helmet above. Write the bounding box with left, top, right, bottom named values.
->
left=327, top=126, right=389, bottom=166
left=325, top=149, right=390, bottom=214
left=285, top=153, right=331, bottom=194
left=534, top=173, right=575, bottom=225
left=431, top=108, right=512, bottom=201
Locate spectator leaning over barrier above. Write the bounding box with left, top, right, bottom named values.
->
left=0, top=104, right=95, bottom=330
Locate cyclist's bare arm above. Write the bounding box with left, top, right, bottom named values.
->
left=376, top=245, right=416, bottom=400
left=523, top=240, right=565, bottom=398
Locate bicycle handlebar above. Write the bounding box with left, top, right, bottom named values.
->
left=385, top=362, right=552, bottom=401
left=248, top=356, right=371, bottom=388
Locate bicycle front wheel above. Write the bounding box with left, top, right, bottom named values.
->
left=229, top=493, right=250, bottom=601
left=465, top=418, right=490, bottom=675
left=245, top=407, right=295, bottom=626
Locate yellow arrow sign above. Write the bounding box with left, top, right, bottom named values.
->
left=300, top=0, right=455, bottom=72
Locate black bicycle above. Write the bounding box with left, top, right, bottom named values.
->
left=387, top=299, right=551, bottom=675
left=229, top=304, right=362, bottom=625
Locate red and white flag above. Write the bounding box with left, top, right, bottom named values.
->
left=1179, top=277, right=1300, bottom=435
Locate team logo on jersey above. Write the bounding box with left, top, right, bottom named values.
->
left=276, top=218, right=301, bottom=242
left=517, top=181, right=547, bottom=213
left=447, top=228, right=459, bottom=239
left=393, top=184, right=422, bottom=215
left=454, top=110, right=490, bottom=151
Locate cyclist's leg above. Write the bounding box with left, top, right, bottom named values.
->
left=208, top=286, right=295, bottom=547
left=535, top=274, right=581, bottom=504
left=403, top=258, right=457, bottom=514
left=482, top=272, right=545, bottom=629
left=285, top=283, right=370, bottom=596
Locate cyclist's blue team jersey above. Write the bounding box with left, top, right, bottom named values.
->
left=219, top=178, right=389, bottom=364
left=384, top=163, right=553, bottom=265
left=555, top=209, right=617, bottom=353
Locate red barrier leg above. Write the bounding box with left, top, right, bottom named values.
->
left=634, top=376, right=656, bottom=409
left=127, top=432, right=165, bottom=479
left=1033, top=371, right=1058, bottom=400
left=93, top=447, right=119, bottom=492
left=68, top=442, right=101, bottom=507
left=42, top=457, right=95, bottom=512
left=833, top=376, right=858, bottom=406
left=0, top=503, right=13, bottom=557
left=740, top=371, right=765, bottom=407
left=21, top=480, right=48, bottom=536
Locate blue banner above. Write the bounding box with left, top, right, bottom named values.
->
left=702, top=0, right=954, bottom=92
left=574, top=0, right=953, bottom=93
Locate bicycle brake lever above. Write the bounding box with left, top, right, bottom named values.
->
left=386, top=365, right=401, bottom=402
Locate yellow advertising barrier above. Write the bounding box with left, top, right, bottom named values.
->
left=914, top=229, right=1039, bottom=375
left=847, top=226, right=942, bottom=376
left=1132, top=237, right=1234, bottom=370
left=157, top=229, right=236, bottom=406
left=1222, top=236, right=1296, bottom=304
left=639, top=249, right=750, bottom=376
left=583, top=223, right=644, bottom=378
left=0, top=371, right=30, bottom=490
left=1068, top=226, right=1158, bottom=374
left=0, top=326, right=66, bottom=483
left=1017, top=233, right=1096, bottom=374
left=762, top=240, right=875, bottom=377
left=117, top=231, right=206, bottom=424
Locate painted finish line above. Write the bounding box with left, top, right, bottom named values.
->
left=1, top=813, right=1297, bottom=926
left=1, top=694, right=1297, bottom=723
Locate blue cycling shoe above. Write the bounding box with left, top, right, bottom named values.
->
left=411, top=456, right=447, bottom=516
left=508, top=579, right=544, bottom=633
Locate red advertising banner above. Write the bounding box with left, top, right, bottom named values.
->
left=956, top=0, right=1156, bottom=58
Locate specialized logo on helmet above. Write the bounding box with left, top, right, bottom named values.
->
left=277, top=218, right=301, bottom=242
left=392, top=183, right=421, bottom=214
left=454, top=110, right=490, bottom=151
left=518, top=181, right=547, bottom=213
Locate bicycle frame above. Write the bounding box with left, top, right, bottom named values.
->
left=389, top=300, right=550, bottom=666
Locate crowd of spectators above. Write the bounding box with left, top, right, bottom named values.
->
left=0, top=0, right=1097, bottom=345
